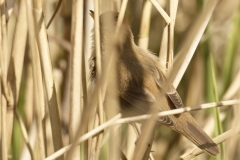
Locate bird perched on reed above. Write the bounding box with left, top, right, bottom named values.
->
left=88, top=10, right=219, bottom=157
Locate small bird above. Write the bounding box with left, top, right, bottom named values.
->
left=89, top=10, right=219, bottom=156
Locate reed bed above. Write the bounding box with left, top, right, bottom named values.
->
left=0, top=0, right=239, bottom=160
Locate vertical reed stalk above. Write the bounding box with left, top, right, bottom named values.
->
left=68, top=0, right=84, bottom=159
left=32, top=0, right=63, bottom=159
left=0, top=0, right=12, bottom=158
left=209, top=54, right=225, bottom=159
left=138, top=0, right=152, bottom=49
left=26, top=0, right=46, bottom=157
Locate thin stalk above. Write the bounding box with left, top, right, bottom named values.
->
left=166, top=0, right=178, bottom=69
left=8, top=0, right=28, bottom=103
left=138, top=0, right=152, bottom=49
left=132, top=115, right=157, bottom=160
left=115, top=99, right=240, bottom=124
left=89, top=114, right=100, bottom=159
left=0, top=0, right=9, bottom=75
left=92, top=1, right=104, bottom=159
left=109, top=1, right=128, bottom=159
left=0, top=0, right=13, bottom=155
left=0, top=91, right=8, bottom=160
left=82, top=9, right=88, bottom=159
left=159, top=21, right=169, bottom=68
left=209, top=54, right=225, bottom=159
left=68, top=0, right=84, bottom=159
left=46, top=0, right=62, bottom=29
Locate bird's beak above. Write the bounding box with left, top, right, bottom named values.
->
left=89, top=10, right=94, bottom=20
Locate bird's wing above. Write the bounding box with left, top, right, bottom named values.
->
left=120, top=87, right=155, bottom=116
left=152, top=66, right=184, bottom=109
left=166, top=85, right=184, bottom=109
left=120, top=87, right=175, bottom=126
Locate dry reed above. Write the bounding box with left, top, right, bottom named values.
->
left=0, top=0, right=239, bottom=160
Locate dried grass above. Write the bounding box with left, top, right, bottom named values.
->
left=0, top=0, right=239, bottom=160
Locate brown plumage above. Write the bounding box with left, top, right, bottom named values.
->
left=89, top=10, right=219, bottom=156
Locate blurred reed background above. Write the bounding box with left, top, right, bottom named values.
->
left=0, top=0, right=240, bottom=160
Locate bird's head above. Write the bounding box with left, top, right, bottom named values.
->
left=90, top=10, right=134, bottom=54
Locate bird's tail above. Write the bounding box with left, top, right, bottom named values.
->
left=171, top=113, right=220, bottom=156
